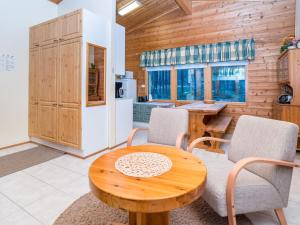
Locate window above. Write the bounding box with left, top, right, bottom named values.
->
left=212, top=66, right=246, bottom=102
left=148, top=70, right=171, bottom=100
left=177, top=68, right=204, bottom=101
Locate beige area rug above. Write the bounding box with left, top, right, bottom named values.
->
left=0, top=145, right=64, bottom=177
left=54, top=192, right=253, bottom=225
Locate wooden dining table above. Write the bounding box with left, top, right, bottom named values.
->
left=177, top=101, right=227, bottom=146
left=89, top=145, right=207, bottom=225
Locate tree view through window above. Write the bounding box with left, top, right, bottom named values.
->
left=212, top=66, right=246, bottom=102
left=148, top=70, right=171, bottom=100
left=177, top=68, right=204, bottom=100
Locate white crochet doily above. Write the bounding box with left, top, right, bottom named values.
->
left=115, top=152, right=173, bottom=178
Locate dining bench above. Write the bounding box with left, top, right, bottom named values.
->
left=205, top=115, right=232, bottom=153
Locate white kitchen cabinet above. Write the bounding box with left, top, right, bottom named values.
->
left=113, top=23, right=125, bottom=76
left=116, top=99, right=133, bottom=145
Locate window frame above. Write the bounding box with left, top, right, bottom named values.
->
left=145, top=61, right=248, bottom=104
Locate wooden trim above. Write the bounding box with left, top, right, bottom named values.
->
left=187, top=137, right=230, bottom=153
left=144, top=69, right=149, bottom=97
left=86, top=42, right=107, bottom=107
left=66, top=147, right=109, bottom=159
left=226, top=157, right=299, bottom=225
left=0, top=141, right=32, bottom=151
left=171, top=67, right=177, bottom=101
left=175, top=0, right=192, bottom=15
left=204, top=67, right=212, bottom=101
left=109, top=141, right=127, bottom=150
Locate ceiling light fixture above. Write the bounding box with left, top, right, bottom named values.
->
left=118, top=0, right=142, bottom=16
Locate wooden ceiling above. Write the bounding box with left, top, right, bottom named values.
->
left=116, top=0, right=192, bottom=33
left=49, top=0, right=192, bottom=33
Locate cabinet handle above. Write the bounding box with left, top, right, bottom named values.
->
left=52, top=103, right=57, bottom=107
left=58, top=104, right=63, bottom=107
left=34, top=44, right=39, bottom=47
left=53, top=39, right=59, bottom=43
left=59, top=38, right=64, bottom=41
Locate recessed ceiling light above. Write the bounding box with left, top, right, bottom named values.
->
left=118, top=0, right=142, bottom=16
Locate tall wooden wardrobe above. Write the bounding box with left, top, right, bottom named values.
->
left=29, top=10, right=82, bottom=149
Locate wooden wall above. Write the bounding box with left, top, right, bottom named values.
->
left=125, top=0, right=295, bottom=131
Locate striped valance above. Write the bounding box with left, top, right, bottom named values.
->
left=140, top=39, right=255, bottom=67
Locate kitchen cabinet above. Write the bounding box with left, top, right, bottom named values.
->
left=28, top=48, right=40, bottom=136
left=113, top=23, right=125, bottom=76
left=28, top=9, right=109, bottom=152
left=116, top=99, right=133, bottom=145
left=278, top=49, right=300, bottom=105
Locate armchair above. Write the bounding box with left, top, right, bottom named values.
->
left=127, top=108, right=189, bottom=150
left=188, top=115, right=300, bottom=225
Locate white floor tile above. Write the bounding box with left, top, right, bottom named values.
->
left=0, top=143, right=38, bottom=157
left=1, top=209, right=42, bottom=225
left=284, top=201, right=300, bottom=224
left=59, top=176, right=90, bottom=198
left=0, top=172, right=56, bottom=207
left=246, top=211, right=278, bottom=225
left=0, top=193, right=21, bottom=220
left=23, top=162, right=83, bottom=189
left=48, top=154, right=91, bottom=175
left=25, top=190, right=75, bottom=225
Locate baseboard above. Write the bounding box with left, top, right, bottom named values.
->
left=0, top=141, right=32, bottom=151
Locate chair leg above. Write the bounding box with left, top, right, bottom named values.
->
left=228, top=213, right=237, bottom=225
left=274, top=208, right=288, bottom=225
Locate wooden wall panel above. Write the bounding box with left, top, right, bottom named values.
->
left=125, top=0, right=295, bottom=132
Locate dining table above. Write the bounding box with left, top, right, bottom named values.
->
left=177, top=101, right=227, bottom=147
left=89, top=145, right=207, bottom=225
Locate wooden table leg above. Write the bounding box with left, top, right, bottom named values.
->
left=188, top=112, right=207, bottom=148
left=129, top=212, right=169, bottom=225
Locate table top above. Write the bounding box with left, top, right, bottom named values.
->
left=89, top=145, right=207, bottom=213
left=177, top=101, right=226, bottom=113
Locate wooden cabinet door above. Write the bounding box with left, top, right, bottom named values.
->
left=39, top=103, right=57, bottom=142
left=58, top=106, right=80, bottom=148
left=30, top=25, right=41, bottom=48
left=39, top=43, right=58, bottom=103
left=29, top=48, right=39, bottom=103
left=61, top=10, right=82, bottom=41
left=41, top=18, right=61, bottom=46
left=59, top=38, right=81, bottom=106
left=29, top=103, right=39, bottom=136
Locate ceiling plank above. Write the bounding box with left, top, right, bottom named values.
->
left=49, top=0, right=63, bottom=4
left=175, top=0, right=192, bottom=15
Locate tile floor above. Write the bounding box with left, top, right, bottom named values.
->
left=0, top=140, right=299, bottom=225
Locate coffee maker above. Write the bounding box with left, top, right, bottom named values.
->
left=115, top=82, right=124, bottom=98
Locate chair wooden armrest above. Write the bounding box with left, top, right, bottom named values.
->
left=175, top=132, right=189, bottom=150
left=226, top=157, right=300, bottom=225
left=187, top=137, right=231, bottom=153
left=127, top=128, right=148, bottom=146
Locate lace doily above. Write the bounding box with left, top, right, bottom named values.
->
left=115, top=152, right=173, bottom=178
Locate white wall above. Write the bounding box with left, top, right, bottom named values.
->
left=57, top=0, right=116, bottom=21
left=0, top=0, right=57, bottom=148
left=296, top=0, right=300, bottom=39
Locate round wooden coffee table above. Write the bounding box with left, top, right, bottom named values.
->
left=89, top=145, right=207, bottom=225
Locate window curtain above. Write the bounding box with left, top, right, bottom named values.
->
left=140, top=39, right=255, bottom=67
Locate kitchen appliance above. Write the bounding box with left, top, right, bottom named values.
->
left=125, top=71, right=134, bottom=79
left=115, top=82, right=124, bottom=98
left=116, top=79, right=137, bottom=101
left=278, top=94, right=292, bottom=104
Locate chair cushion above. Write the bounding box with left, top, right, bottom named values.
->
left=193, top=148, right=284, bottom=217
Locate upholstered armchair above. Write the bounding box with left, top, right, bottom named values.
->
left=127, top=108, right=189, bottom=150
left=188, top=115, right=299, bottom=225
